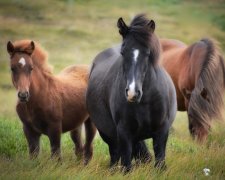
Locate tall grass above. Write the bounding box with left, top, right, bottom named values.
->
left=0, top=114, right=224, bottom=179
left=0, top=0, right=225, bottom=179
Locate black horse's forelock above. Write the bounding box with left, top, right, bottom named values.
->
left=128, top=14, right=152, bottom=48
left=130, top=14, right=150, bottom=27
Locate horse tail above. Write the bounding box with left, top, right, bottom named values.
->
left=188, top=38, right=225, bottom=135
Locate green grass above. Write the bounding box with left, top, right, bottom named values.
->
left=0, top=114, right=225, bottom=179
left=0, top=0, right=225, bottom=179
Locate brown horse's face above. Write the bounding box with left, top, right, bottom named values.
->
left=7, top=41, right=35, bottom=103
left=188, top=118, right=209, bottom=143
left=183, top=88, right=210, bottom=143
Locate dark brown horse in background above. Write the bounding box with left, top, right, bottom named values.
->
left=161, top=38, right=225, bottom=143
left=7, top=40, right=96, bottom=164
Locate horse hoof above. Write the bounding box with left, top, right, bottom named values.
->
left=121, top=165, right=132, bottom=175
left=83, top=159, right=89, bottom=166
left=83, top=155, right=92, bottom=166
left=154, top=161, right=167, bottom=171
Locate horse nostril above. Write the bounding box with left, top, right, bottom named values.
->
left=136, top=90, right=141, bottom=98
left=18, top=91, right=29, bottom=99
left=18, top=92, right=22, bottom=98
left=125, top=88, right=129, bottom=97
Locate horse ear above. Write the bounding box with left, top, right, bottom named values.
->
left=26, top=41, right=35, bottom=55
left=147, top=20, right=155, bottom=33
left=7, top=41, right=14, bottom=56
left=201, top=88, right=210, bottom=103
left=182, top=88, right=191, bottom=100
left=117, top=17, right=129, bottom=37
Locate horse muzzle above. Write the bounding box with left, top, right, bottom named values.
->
left=18, top=91, right=30, bottom=102
left=125, top=88, right=142, bottom=103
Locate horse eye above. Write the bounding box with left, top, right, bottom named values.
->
left=11, top=67, right=15, bottom=72
left=29, top=67, right=33, bottom=71
left=146, top=51, right=150, bottom=56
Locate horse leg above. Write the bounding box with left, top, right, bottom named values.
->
left=152, top=130, right=169, bottom=170
left=83, top=117, right=97, bottom=165
left=48, top=125, right=61, bottom=159
left=132, top=140, right=152, bottom=164
left=118, top=126, right=132, bottom=173
left=109, top=143, right=120, bottom=168
left=98, top=130, right=120, bottom=167
left=70, top=126, right=83, bottom=160
left=23, top=124, right=41, bottom=159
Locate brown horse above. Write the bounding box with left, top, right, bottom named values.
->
left=160, top=38, right=225, bottom=143
left=7, top=40, right=96, bottom=164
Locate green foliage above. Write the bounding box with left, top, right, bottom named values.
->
left=213, top=14, right=225, bottom=31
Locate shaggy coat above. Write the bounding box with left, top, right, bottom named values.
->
left=87, top=15, right=177, bottom=171
left=161, top=38, right=225, bottom=142
left=7, top=40, right=96, bottom=164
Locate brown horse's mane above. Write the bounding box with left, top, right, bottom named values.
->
left=188, top=38, right=225, bottom=130
left=13, top=40, right=52, bottom=73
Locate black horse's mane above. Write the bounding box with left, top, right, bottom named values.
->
left=128, top=14, right=152, bottom=48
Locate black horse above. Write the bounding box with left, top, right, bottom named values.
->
left=86, top=14, right=177, bottom=172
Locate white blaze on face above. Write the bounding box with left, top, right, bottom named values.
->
left=133, top=49, right=139, bottom=63
left=127, top=79, right=135, bottom=100
left=127, top=49, right=139, bottom=100
left=18, top=57, right=26, bottom=67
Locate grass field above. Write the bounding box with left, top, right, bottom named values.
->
left=0, top=0, right=225, bottom=179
